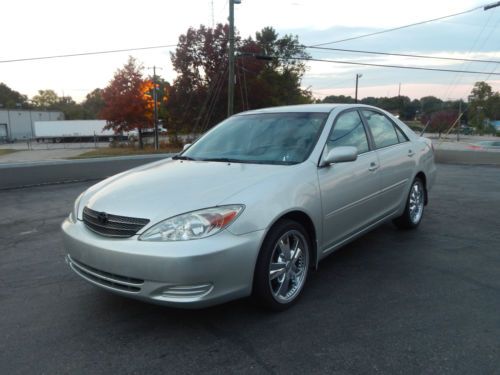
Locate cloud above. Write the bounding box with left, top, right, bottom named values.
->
left=286, top=10, right=500, bottom=100
left=0, top=0, right=498, bottom=101
left=283, top=9, right=500, bottom=53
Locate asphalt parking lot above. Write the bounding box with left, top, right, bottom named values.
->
left=1, top=164, right=499, bottom=374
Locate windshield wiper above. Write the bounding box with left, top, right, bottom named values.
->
left=172, top=155, right=196, bottom=161
left=199, top=157, right=244, bottom=163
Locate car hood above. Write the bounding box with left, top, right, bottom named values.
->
left=80, top=159, right=288, bottom=230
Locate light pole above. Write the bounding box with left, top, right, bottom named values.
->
left=227, top=0, right=241, bottom=117
left=354, top=73, right=362, bottom=103
left=148, top=66, right=163, bottom=150
left=457, top=100, right=462, bottom=142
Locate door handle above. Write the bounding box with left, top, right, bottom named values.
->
left=408, top=149, right=415, bottom=157
left=368, top=162, right=379, bottom=171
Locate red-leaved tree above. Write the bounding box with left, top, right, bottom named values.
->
left=423, top=110, right=459, bottom=136
left=101, top=57, right=152, bottom=148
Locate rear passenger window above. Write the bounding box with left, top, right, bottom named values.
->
left=328, top=111, right=369, bottom=154
left=361, top=110, right=399, bottom=149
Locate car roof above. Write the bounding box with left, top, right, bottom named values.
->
left=237, top=103, right=377, bottom=115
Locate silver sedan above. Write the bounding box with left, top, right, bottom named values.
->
left=62, top=104, right=436, bottom=310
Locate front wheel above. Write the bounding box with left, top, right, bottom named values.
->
left=393, top=177, right=425, bottom=229
left=253, top=220, right=310, bottom=311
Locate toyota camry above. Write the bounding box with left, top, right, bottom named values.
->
left=62, top=104, right=436, bottom=310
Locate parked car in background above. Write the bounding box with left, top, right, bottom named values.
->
left=62, top=104, right=436, bottom=310
left=460, top=125, right=475, bottom=135
left=128, top=126, right=167, bottom=140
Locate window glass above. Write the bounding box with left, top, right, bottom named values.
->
left=327, top=111, right=369, bottom=154
left=183, top=112, right=327, bottom=164
left=395, top=125, right=409, bottom=142
left=362, top=110, right=399, bottom=148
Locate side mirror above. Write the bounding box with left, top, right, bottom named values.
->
left=320, top=146, right=358, bottom=167
left=182, top=143, right=192, bottom=151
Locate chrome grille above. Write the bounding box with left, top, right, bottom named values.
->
left=82, top=206, right=149, bottom=238
left=68, top=255, right=143, bottom=293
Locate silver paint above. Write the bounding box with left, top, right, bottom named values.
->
left=62, top=104, right=437, bottom=308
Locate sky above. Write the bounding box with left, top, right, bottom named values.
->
left=1, top=0, right=499, bottom=103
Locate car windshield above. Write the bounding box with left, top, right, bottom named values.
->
left=181, top=112, right=328, bottom=165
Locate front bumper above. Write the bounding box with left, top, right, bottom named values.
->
left=62, top=218, right=265, bottom=308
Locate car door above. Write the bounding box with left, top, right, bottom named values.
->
left=318, top=109, right=382, bottom=252
left=360, top=109, right=416, bottom=217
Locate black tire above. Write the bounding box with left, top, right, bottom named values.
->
left=393, top=177, right=426, bottom=230
left=253, top=219, right=311, bottom=311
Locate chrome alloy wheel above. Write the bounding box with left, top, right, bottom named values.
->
left=409, top=180, right=424, bottom=224
left=268, top=230, right=309, bottom=303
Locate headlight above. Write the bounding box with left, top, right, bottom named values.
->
left=69, top=193, right=84, bottom=223
left=139, top=205, right=244, bottom=241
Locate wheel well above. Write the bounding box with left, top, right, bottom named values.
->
left=415, top=171, right=428, bottom=205
left=278, top=211, right=318, bottom=267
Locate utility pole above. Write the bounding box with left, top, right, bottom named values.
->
left=153, top=66, right=159, bottom=150
left=148, top=66, right=163, bottom=150
left=457, top=100, right=462, bottom=142
left=227, top=0, right=241, bottom=117
left=211, top=0, right=215, bottom=28
left=354, top=74, right=362, bottom=103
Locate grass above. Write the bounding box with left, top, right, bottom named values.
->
left=70, top=145, right=181, bottom=159
left=0, top=149, right=18, bottom=156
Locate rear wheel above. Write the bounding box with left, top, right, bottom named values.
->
left=253, top=220, right=310, bottom=311
left=393, top=177, right=425, bottom=229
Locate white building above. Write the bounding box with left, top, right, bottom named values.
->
left=0, top=109, right=64, bottom=142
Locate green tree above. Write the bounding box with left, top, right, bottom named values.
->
left=247, top=27, right=311, bottom=107
left=468, top=81, right=494, bottom=133
left=322, top=95, right=355, bottom=104
left=487, top=92, right=500, bottom=121
left=470, top=81, right=493, bottom=102
left=321, top=95, right=418, bottom=120
left=401, top=99, right=421, bottom=120
left=0, top=83, right=29, bottom=108
left=56, top=96, right=85, bottom=119
left=31, top=89, right=59, bottom=108
left=82, top=88, right=105, bottom=119
left=168, top=24, right=312, bottom=133
left=420, top=96, right=443, bottom=116
left=31, top=89, right=87, bottom=119
left=168, top=23, right=230, bottom=134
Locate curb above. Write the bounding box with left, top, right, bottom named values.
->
left=434, top=149, right=500, bottom=166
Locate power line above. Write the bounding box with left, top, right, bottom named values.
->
left=307, top=46, right=500, bottom=64
left=484, top=1, right=500, bottom=11
left=310, top=5, right=485, bottom=47
left=289, top=56, right=500, bottom=75
left=0, top=44, right=177, bottom=64
left=442, top=8, right=496, bottom=98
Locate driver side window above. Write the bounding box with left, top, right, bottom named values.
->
left=327, top=110, right=369, bottom=154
